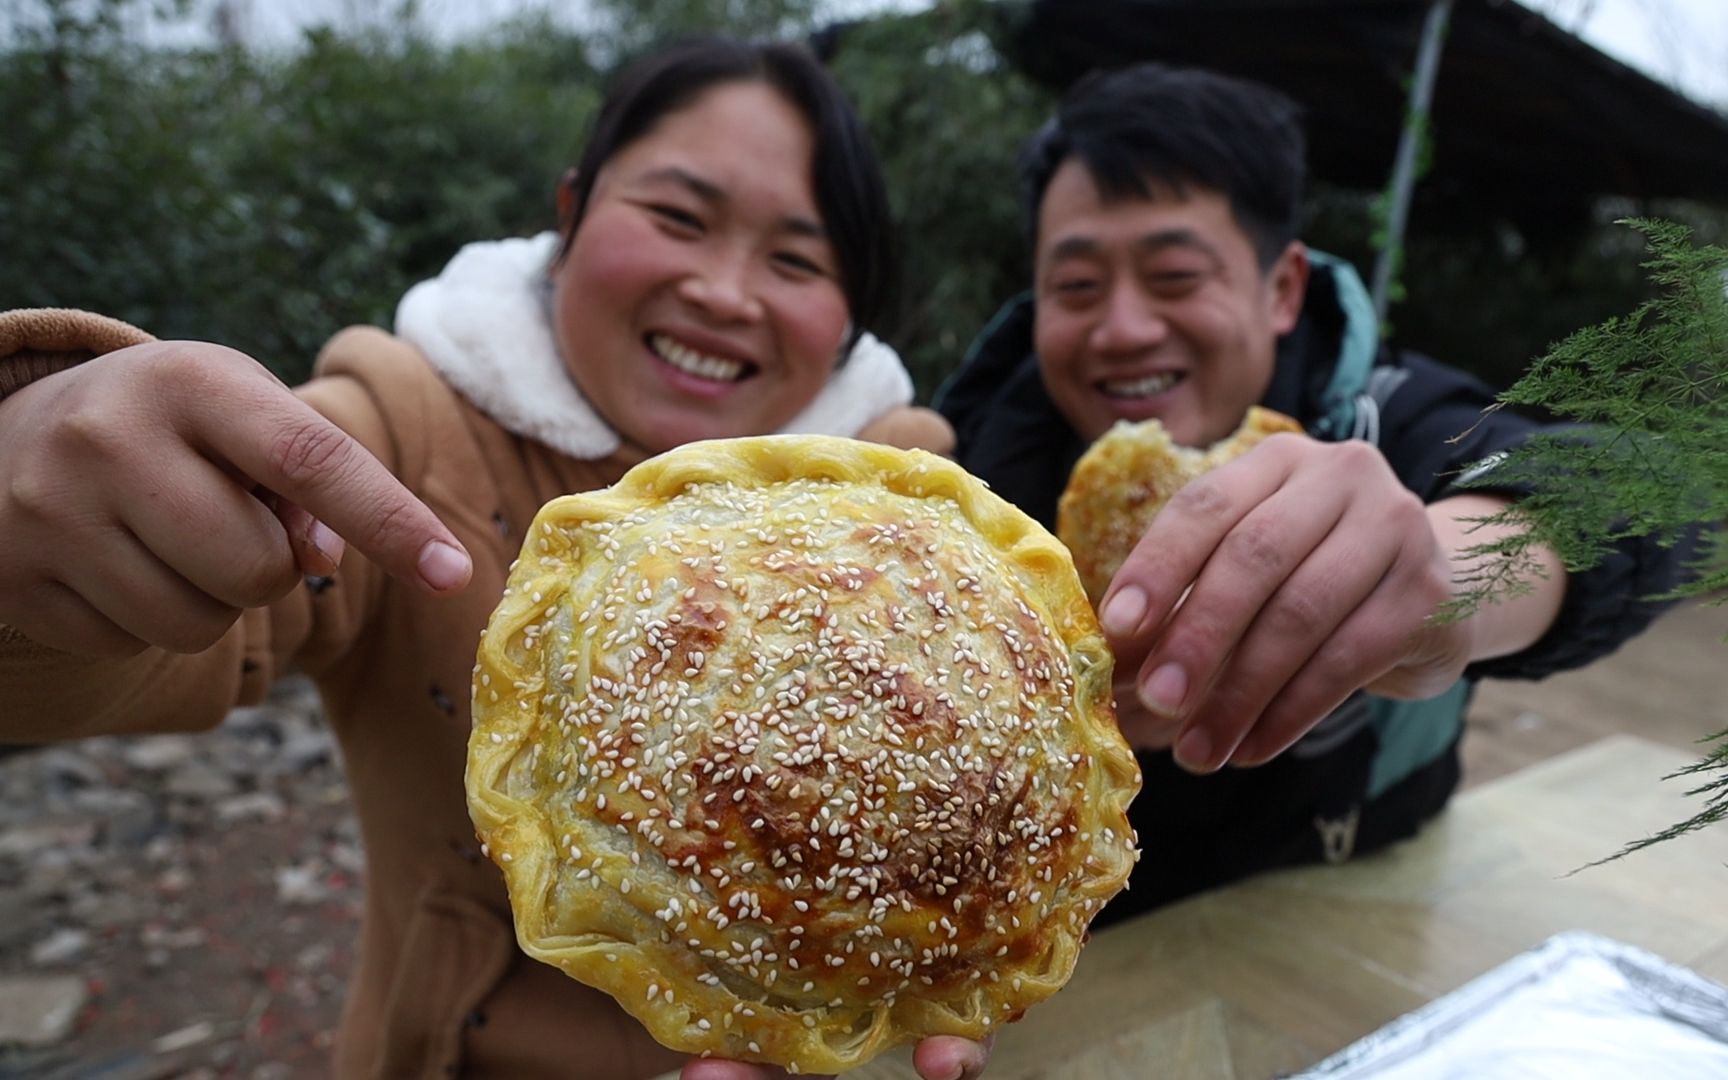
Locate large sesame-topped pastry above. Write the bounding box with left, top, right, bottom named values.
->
left=1058, top=407, right=1304, bottom=605
left=466, top=434, right=1139, bottom=1074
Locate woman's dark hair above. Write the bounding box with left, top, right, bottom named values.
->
left=1019, top=63, right=1307, bottom=269
left=558, top=36, right=894, bottom=352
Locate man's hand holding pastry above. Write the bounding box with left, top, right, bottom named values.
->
left=1094, top=434, right=1466, bottom=771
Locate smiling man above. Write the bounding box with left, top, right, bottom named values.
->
left=937, top=63, right=1688, bottom=915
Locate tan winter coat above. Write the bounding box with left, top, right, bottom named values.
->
left=0, top=309, right=954, bottom=1078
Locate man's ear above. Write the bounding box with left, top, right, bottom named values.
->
left=1266, top=241, right=1310, bottom=335
left=555, top=167, right=581, bottom=233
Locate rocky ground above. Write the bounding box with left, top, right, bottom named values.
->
left=0, top=676, right=359, bottom=1079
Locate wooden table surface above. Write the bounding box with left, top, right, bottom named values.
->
left=838, top=734, right=1728, bottom=1079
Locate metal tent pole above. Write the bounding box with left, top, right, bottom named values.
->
left=1371, top=0, right=1455, bottom=325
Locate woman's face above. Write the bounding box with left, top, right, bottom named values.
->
left=551, top=80, right=849, bottom=454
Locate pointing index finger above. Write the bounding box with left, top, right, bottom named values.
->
left=195, top=380, right=472, bottom=594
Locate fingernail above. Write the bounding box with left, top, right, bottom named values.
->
left=1175, top=727, right=1214, bottom=773
left=1231, top=737, right=1263, bottom=766
left=1138, top=662, right=1187, bottom=716
left=1100, top=586, right=1147, bottom=637
left=309, top=520, right=345, bottom=565
left=418, top=539, right=471, bottom=591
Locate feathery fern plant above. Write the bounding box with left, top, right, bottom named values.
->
left=1451, top=218, right=1728, bottom=862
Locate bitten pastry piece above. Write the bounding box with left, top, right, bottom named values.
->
left=466, top=435, right=1140, bottom=1074
left=1057, top=407, right=1304, bottom=605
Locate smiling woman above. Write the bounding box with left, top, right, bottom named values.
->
left=551, top=80, right=853, bottom=450
left=548, top=35, right=899, bottom=451
left=0, top=33, right=966, bottom=1080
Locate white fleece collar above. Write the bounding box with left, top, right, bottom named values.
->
left=394, top=232, right=913, bottom=460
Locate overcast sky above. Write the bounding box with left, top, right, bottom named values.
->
left=1522, top=0, right=1728, bottom=106
left=43, top=0, right=1728, bottom=109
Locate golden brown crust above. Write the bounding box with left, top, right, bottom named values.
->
left=1057, top=407, right=1304, bottom=604
left=466, top=434, right=1140, bottom=1073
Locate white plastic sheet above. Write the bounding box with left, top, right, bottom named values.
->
left=1297, top=932, right=1728, bottom=1079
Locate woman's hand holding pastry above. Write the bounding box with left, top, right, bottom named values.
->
left=682, top=1035, right=992, bottom=1080
left=0, top=341, right=471, bottom=657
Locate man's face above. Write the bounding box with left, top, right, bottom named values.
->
left=1032, top=160, right=1307, bottom=447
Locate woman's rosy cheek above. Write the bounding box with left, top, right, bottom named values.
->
left=783, top=286, right=850, bottom=372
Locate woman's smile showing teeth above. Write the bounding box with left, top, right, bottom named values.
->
left=648, top=332, right=754, bottom=383
left=1101, top=371, right=1183, bottom=399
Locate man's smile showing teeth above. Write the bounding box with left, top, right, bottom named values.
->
left=649, top=333, right=752, bottom=383
left=1101, top=371, right=1183, bottom=399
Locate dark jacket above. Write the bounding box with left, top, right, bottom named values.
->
left=937, top=257, right=1685, bottom=914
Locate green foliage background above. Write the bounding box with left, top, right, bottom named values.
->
left=1444, top=219, right=1728, bottom=861
left=3, top=4, right=601, bottom=375
left=1, top=0, right=1723, bottom=399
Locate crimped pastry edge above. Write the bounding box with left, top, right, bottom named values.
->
left=467, top=434, right=1140, bottom=1072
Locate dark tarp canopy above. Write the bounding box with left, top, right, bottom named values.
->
left=1000, top=0, right=1728, bottom=226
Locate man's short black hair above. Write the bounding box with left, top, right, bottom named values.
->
left=1019, top=63, right=1307, bottom=268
